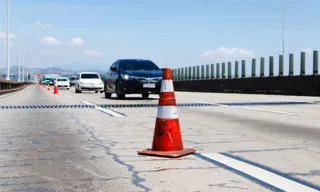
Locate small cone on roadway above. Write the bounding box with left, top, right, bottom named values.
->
left=53, top=85, right=59, bottom=94
left=47, top=86, right=50, bottom=91
left=137, top=68, right=195, bottom=158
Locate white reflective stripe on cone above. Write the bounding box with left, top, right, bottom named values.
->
left=157, top=106, right=179, bottom=119
left=160, top=80, right=174, bottom=93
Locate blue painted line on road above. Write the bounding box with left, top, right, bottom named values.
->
left=194, top=153, right=284, bottom=192
left=220, top=152, right=320, bottom=191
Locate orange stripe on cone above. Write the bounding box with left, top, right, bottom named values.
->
left=158, top=92, right=176, bottom=106
left=137, top=68, right=195, bottom=158
left=162, top=68, right=173, bottom=80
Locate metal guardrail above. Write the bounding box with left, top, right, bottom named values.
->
left=172, top=50, right=318, bottom=80
left=171, top=50, right=320, bottom=96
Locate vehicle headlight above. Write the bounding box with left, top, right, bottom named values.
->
left=80, top=81, right=84, bottom=84
left=121, top=74, right=129, bottom=80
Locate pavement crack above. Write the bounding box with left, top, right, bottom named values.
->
left=70, top=111, right=151, bottom=192
left=137, top=166, right=219, bottom=173
left=208, top=182, right=248, bottom=190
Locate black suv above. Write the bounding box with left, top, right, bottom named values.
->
left=104, top=59, right=163, bottom=99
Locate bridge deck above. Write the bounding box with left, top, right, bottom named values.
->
left=0, top=85, right=319, bottom=192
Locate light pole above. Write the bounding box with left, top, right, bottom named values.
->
left=6, top=0, right=10, bottom=80
left=282, top=0, right=285, bottom=57
left=22, top=32, right=33, bottom=82
left=10, top=17, right=20, bottom=82
left=22, top=49, right=24, bottom=81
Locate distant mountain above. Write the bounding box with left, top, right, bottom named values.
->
left=0, top=65, right=107, bottom=75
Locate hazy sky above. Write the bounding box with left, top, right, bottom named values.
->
left=0, top=0, right=319, bottom=75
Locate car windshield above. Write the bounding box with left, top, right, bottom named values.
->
left=81, top=74, right=100, bottom=79
left=57, top=79, right=68, bottom=81
left=119, top=60, right=160, bottom=71
left=69, top=77, right=76, bottom=80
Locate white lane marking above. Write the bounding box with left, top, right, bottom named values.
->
left=67, top=96, right=75, bottom=99
left=81, top=101, right=125, bottom=117
left=96, top=107, right=125, bottom=117
left=160, top=80, right=174, bottom=92
left=190, top=100, right=295, bottom=115
left=157, top=106, right=179, bottom=119
left=81, top=101, right=95, bottom=106
left=200, top=153, right=318, bottom=192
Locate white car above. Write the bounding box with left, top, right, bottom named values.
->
left=54, top=77, right=70, bottom=89
left=75, top=72, right=104, bottom=93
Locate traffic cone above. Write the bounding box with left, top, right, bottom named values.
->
left=47, top=86, right=50, bottom=91
left=53, top=85, right=59, bottom=94
left=137, top=68, right=195, bottom=158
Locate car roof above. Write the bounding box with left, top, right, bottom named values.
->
left=79, top=72, right=99, bottom=74
left=117, top=59, right=152, bottom=62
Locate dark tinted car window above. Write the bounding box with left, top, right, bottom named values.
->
left=119, top=60, right=160, bottom=71
left=69, top=77, right=76, bottom=80
left=81, top=74, right=100, bottom=79
left=57, top=79, right=68, bottom=82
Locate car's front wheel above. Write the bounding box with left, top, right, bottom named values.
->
left=75, top=86, right=81, bottom=93
left=116, top=82, right=125, bottom=99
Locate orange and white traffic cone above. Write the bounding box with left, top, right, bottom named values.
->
left=53, top=85, right=59, bottom=94
left=47, top=86, right=50, bottom=91
left=137, top=68, right=195, bottom=158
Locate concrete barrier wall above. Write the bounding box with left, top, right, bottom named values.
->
left=0, top=79, right=33, bottom=95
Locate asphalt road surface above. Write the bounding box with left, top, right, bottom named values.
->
left=0, top=85, right=319, bottom=192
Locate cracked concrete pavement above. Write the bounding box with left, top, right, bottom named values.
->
left=0, top=85, right=319, bottom=191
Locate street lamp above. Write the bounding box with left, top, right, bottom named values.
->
left=6, top=0, right=10, bottom=80
left=9, top=17, right=20, bottom=82
left=22, top=32, right=33, bottom=82
left=282, top=0, right=285, bottom=57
